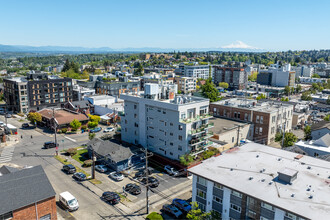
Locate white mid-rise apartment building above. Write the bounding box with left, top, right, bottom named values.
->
left=120, top=84, right=213, bottom=160
left=184, top=65, right=210, bottom=79
left=189, top=142, right=330, bottom=220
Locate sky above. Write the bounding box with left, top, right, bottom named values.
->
left=1, top=0, right=330, bottom=51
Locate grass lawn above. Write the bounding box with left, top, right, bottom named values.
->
left=72, top=148, right=89, bottom=164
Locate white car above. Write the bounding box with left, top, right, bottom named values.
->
left=164, top=165, right=179, bottom=176
left=95, top=165, right=108, bottom=173
left=103, top=127, right=115, bottom=133
left=109, top=172, right=124, bottom=181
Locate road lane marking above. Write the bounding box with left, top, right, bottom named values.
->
left=65, top=136, right=77, bottom=142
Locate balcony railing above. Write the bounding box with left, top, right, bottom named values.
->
left=180, top=113, right=213, bottom=124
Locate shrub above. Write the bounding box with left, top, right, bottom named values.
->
left=67, top=148, right=77, bottom=156
left=83, top=159, right=93, bottom=167
left=61, top=128, right=68, bottom=133
left=81, top=125, right=87, bottom=130
left=146, top=212, right=163, bottom=220
left=88, top=121, right=98, bottom=128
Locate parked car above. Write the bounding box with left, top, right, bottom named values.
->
left=172, top=198, right=192, bottom=213
left=95, top=165, right=108, bottom=173
left=162, top=204, right=183, bottom=218
left=73, top=172, right=87, bottom=181
left=109, top=172, right=124, bottom=181
left=134, top=168, right=153, bottom=179
left=124, top=183, right=141, bottom=195
left=43, top=141, right=59, bottom=149
left=62, top=164, right=76, bottom=174
left=164, top=165, right=179, bottom=176
left=0, top=121, right=4, bottom=127
left=5, top=114, right=12, bottom=118
left=103, top=127, right=114, bottom=133
left=141, top=176, right=159, bottom=188
left=101, top=191, right=121, bottom=205
left=59, top=191, right=79, bottom=211
left=22, top=123, right=30, bottom=128
left=90, top=127, right=102, bottom=133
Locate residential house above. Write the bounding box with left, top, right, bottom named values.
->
left=0, top=165, right=57, bottom=220
left=87, top=138, right=143, bottom=171
left=310, top=121, right=330, bottom=140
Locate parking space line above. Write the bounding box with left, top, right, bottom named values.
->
left=65, top=136, right=77, bottom=142
left=156, top=174, right=169, bottom=183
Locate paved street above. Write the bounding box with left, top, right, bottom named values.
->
left=0, top=116, right=192, bottom=220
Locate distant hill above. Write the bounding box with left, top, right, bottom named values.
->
left=0, top=44, right=267, bottom=54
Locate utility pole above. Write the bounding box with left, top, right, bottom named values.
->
left=5, top=103, right=7, bottom=127
left=236, top=124, right=242, bottom=147
left=92, top=149, right=96, bottom=179
left=53, top=108, right=58, bottom=155
left=281, top=114, right=287, bottom=148
left=144, top=147, right=153, bottom=214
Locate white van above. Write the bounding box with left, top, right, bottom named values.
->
left=59, top=191, right=79, bottom=211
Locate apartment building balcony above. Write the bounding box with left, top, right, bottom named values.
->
left=179, top=113, right=213, bottom=124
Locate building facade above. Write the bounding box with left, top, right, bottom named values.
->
left=174, top=77, right=197, bottom=94
left=212, top=66, right=247, bottom=90
left=27, top=77, right=73, bottom=110
left=121, top=87, right=213, bottom=160
left=188, top=142, right=329, bottom=220
left=184, top=65, right=209, bottom=79
left=210, top=99, right=293, bottom=145
left=257, top=66, right=295, bottom=87
left=95, top=81, right=139, bottom=97
left=3, top=78, right=29, bottom=113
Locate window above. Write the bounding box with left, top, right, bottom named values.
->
left=170, top=152, right=173, bottom=155
left=134, top=114, right=137, bottom=118
left=223, top=109, right=227, bottom=116
left=179, top=125, right=183, bottom=130
left=0, top=212, right=13, bottom=220
left=170, top=133, right=173, bottom=136
left=159, top=148, right=164, bottom=151
left=259, top=127, right=263, bottom=134
left=134, top=104, right=137, bottom=109
left=178, top=145, right=182, bottom=151
left=256, top=115, right=260, bottom=123
left=230, top=204, right=241, bottom=213
left=170, top=123, right=173, bottom=126
left=260, top=217, right=270, bottom=220
left=260, top=116, right=263, bottom=124
left=178, top=135, right=182, bottom=141
left=196, top=188, right=206, bottom=199
left=148, top=135, right=154, bottom=139
left=285, top=212, right=298, bottom=220
left=214, top=183, right=223, bottom=189
left=213, top=195, right=222, bottom=204
left=231, top=190, right=242, bottom=198
left=272, top=116, right=276, bottom=123
left=261, top=202, right=274, bottom=211
left=197, top=176, right=207, bottom=186
left=255, top=127, right=259, bottom=134
left=244, top=113, right=248, bottom=121
left=232, top=137, right=234, bottom=143
left=237, top=112, right=240, bottom=118
left=271, top=127, right=275, bottom=134
left=314, top=152, right=319, bottom=157
left=60, top=98, right=65, bottom=102
left=247, top=210, right=257, bottom=219
left=197, top=202, right=206, bottom=212
left=170, top=142, right=173, bottom=146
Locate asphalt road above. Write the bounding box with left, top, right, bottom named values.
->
left=0, top=116, right=191, bottom=219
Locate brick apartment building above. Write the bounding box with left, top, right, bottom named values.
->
left=210, top=98, right=293, bottom=145
left=212, top=66, right=247, bottom=90
left=0, top=165, right=57, bottom=220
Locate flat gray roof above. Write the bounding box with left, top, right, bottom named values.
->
left=189, top=142, right=330, bottom=219
left=209, top=117, right=248, bottom=134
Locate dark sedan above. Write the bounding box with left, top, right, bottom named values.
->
left=101, top=191, right=121, bottom=205
left=124, top=183, right=141, bottom=195
left=72, top=172, right=87, bottom=181
left=141, top=176, right=159, bottom=188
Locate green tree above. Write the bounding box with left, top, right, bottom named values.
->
left=200, top=78, right=221, bottom=102
left=295, top=84, right=302, bottom=93
left=89, top=133, right=96, bottom=140
left=301, top=91, right=312, bottom=101
left=186, top=202, right=211, bottom=220
left=281, top=97, right=289, bottom=101
left=70, top=119, right=81, bottom=131
left=218, top=82, right=229, bottom=89
left=27, top=112, right=42, bottom=124
left=304, top=125, right=311, bottom=140
left=284, top=86, right=291, bottom=96
left=256, top=94, right=267, bottom=100
left=248, top=72, right=258, bottom=81
left=275, top=132, right=283, bottom=142
left=88, top=121, right=98, bottom=128
left=146, top=212, right=163, bottom=220
left=89, top=114, right=101, bottom=123
left=324, top=114, right=330, bottom=121
left=312, top=73, right=320, bottom=78
left=283, top=132, right=298, bottom=147
left=179, top=154, right=194, bottom=166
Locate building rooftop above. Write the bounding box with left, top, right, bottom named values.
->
left=311, top=121, right=330, bottom=131
left=189, top=142, right=330, bottom=219
left=209, top=117, right=248, bottom=134
left=0, top=165, right=56, bottom=215
left=212, top=98, right=293, bottom=113
left=5, top=77, right=27, bottom=83
left=38, top=108, right=89, bottom=125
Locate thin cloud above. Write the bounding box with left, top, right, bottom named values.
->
left=221, top=40, right=259, bottom=49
